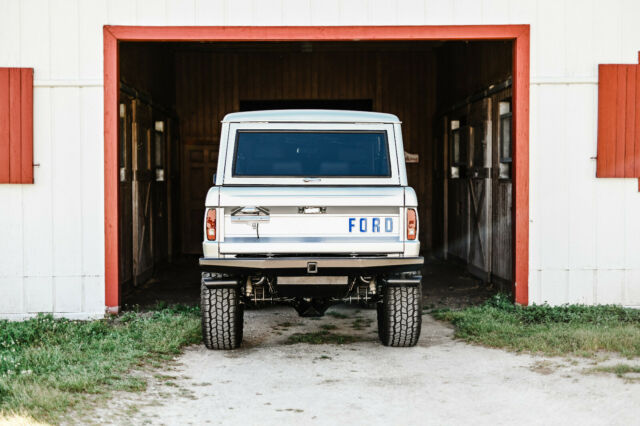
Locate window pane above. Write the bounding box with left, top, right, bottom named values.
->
left=154, top=131, right=163, bottom=167
left=501, top=115, right=511, bottom=160
left=233, top=131, right=391, bottom=177
left=452, top=131, right=460, bottom=163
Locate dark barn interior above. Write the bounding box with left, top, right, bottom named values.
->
left=117, top=40, right=513, bottom=308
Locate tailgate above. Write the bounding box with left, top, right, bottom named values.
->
left=217, top=187, right=405, bottom=254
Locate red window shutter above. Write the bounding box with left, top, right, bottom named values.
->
left=0, top=67, right=34, bottom=184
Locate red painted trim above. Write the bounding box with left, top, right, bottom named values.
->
left=106, top=25, right=529, bottom=42
left=513, top=27, right=530, bottom=305
left=9, top=69, right=21, bottom=183
left=597, top=65, right=617, bottom=177
left=636, top=62, right=640, bottom=179
left=0, top=68, right=33, bottom=184
left=20, top=68, right=33, bottom=184
left=103, top=25, right=531, bottom=309
left=615, top=66, right=627, bottom=178
left=624, top=66, right=636, bottom=178
left=0, top=68, right=9, bottom=183
left=104, top=27, right=120, bottom=312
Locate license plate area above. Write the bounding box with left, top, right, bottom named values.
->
left=277, top=276, right=348, bottom=285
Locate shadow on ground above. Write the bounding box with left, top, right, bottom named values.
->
left=123, top=255, right=501, bottom=310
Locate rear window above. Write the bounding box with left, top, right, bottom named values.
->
left=233, top=131, right=391, bottom=177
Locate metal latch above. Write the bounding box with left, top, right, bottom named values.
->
left=307, top=262, right=318, bottom=274
left=298, top=206, right=326, bottom=214
left=230, top=206, right=270, bottom=223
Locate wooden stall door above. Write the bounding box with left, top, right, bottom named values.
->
left=132, top=100, right=154, bottom=285
left=491, top=95, right=513, bottom=284
left=151, top=116, right=169, bottom=265
left=466, top=98, right=492, bottom=281
left=118, top=96, right=134, bottom=289
left=446, top=118, right=470, bottom=262
left=182, top=144, right=218, bottom=254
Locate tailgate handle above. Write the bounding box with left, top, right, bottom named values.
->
left=299, top=206, right=326, bottom=214
left=230, top=206, right=270, bottom=223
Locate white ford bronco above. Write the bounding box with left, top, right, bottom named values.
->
left=200, top=110, right=423, bottom=349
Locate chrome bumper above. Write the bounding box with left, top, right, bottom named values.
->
left=199, top=256, right=424, bottom=274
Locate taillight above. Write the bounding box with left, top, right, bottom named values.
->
left=206, top=209, right=216, bottom=241
left=407, top=208, right=417, bottom=240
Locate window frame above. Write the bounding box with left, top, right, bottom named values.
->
left=222, top=122, right=401, bottom=186
left=231, top=129, right=392, bottom=178
left=498, top=101, right=513, bottom=180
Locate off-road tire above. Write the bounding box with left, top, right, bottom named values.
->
left=201, top=275, right=243, bottom=350
left=377, top=284, right=422, bottom=347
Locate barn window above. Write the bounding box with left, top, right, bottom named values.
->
left=119, top=103, right=127, bottom=182
left=0, top=68, right=34, bottom=184
left=450, top=120, right=462, bottom=178
left=499, top=101, right=512, bottom=179
left=596, top=63, right=640, bottom=180
left=471, top=125, right=484, bottom=169
left=154, top=121, right=165, bottom=181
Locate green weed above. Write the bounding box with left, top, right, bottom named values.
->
left=0, top=305, right=201, bottom=423
left=433, top=294, right=640, bottom=357
left=286, top=330, right=363, bottom=345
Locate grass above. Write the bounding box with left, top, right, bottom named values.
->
left=590, top=363, right=640, bottom=380
left=0, top=304, right=201, bottom=423
left=286, top=330, right=363, bottom=345
left=319, top=324, right=337, bottom=331
left=432, top=294, right=640, bottom=357
left=351, top=317, right=373, bottom=330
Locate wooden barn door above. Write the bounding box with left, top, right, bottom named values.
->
left=132, top=100, right=154, bottom=286
left=444, top=98, right=493, bottom=281
left=118, top=95, right=134, bottom=289
left=491, top=95, right=513, bottom=286
left=119, top=94, right=176, bottom=290
left=466, top=98, right=492, bottom=281
left=446, top=117, right=472, bottom=262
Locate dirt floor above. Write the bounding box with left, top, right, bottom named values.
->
left=81, top=304, right=640, bottom=426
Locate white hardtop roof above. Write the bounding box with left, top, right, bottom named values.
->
left=222, top=109, right=400, bottom=124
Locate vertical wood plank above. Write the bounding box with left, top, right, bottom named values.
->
left=514, top=28, right=530, bottom=305
left=79, top=0, right=107, bottom=80
left=50, top=0, right=79, bottom=80
left=20, top=68, right=33, bottom=184
left=615, top=65, right=627, bottom=177
left=103, top=28, right=119, bottom=312
left=625, top=65, right=636, bottom=178
left=597, top=65, right=617, bottom=177
left=0, top=68, right=9, bottom=183
left=636, top=64, right=640, bottom=178
left=9, top=68, right=21, bottom=183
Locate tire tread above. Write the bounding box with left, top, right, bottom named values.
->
left=201, top=273, right=243, bottom=350
left=377, top=284, right=422, bottom=347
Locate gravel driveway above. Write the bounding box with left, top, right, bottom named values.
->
left=87, top=304, right=640, bottom=425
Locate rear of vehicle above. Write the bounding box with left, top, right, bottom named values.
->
left=200, top=111, right=423, bottom=349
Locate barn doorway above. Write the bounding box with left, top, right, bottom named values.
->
left=106, top=27, right=529, bottom=311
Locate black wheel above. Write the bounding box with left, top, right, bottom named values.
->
left=377, top=284, right=422, bottom=347
left=201, top=274, right=243, bottom=350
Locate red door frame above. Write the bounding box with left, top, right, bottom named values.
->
left=103, top=25, right=530, bottom=313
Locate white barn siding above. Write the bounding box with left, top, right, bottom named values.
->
left=1, top=0, right=640, bottom=318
